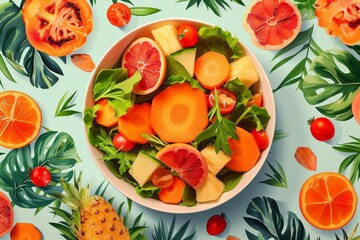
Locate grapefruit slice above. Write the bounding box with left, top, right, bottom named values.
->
left=243, top=0, right=302, bottom=50
left=156, top=143, right=208, bottom=189
left=121, top=37, right=166, bottom=95
left=352, top=90, right=360, bottom=125
left=0, top=91, right=42, bottom=149
left=0, top=191, right=13, bottom=237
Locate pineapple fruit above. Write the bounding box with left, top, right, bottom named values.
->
left=151, top=24, right=183, bottom=55
left=229, top=56, right=259, bottom=88
left=196, top=173, right=225, bottom=203
left=201, top=145, right=231, bottom=175
left=129, top=151, right=162, bottom=187
left=54, top=172, right=130, bottom=240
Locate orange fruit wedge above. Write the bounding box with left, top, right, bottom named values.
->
left=299, top=172, right=358, bottom=230
left=0, top=91, right=42, bottom=149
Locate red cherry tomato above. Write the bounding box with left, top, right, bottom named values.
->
left=30, top=166, right=51, bottom=187
left=248, top=91, right=263, bottom=107
left=208, top=88, right=237, bottom=114
left=151, top=168, right=174, bottom=188
left=251, top=129, right=269, bottom=150
left=308, top=117, right=335, bottom=141
left=206, top=213, right=227, bottom=236
left=112, top=133, right=136, bottom=152
left=177, top=24, right=199, bottom=48
left=107, top=3, right=131, bottom=27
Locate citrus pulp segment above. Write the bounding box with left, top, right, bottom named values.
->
left=121, top=37, right=166, bottom=95
left=156, top=143, right=208, bottom=189
left=0, top=192, right=13, bottom=237
left=244, top=0, right=302, bottom=50
left=299, top=172, right=358, bottom=230
left=0, top=91, right=42, bottom=149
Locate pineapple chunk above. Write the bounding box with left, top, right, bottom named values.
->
left=151, top=24, right=183, bottom=55
left=129, top=152, right=162, bottom=187
left=201, top=145, right=231, bottom=175
left=196, top=173, right=225, bottom=203
left=171, top=48, right=197, bottom=76
left=229, top=56, right=259, bottom=88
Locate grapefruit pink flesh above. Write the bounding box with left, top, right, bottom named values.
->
left=122, top=37, right=166, bottom=95
left=244, top=0, right=301, bottom=50
left=0, top=192, right=13, bottom=237
left=156, top=143, right=208, bottom=189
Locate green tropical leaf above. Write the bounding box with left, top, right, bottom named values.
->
left=0, top=53, right=16, bottom=86
left=294, top=0, right=316, bottom=20
left=0, top=1, right=65, bottom=89
left=302, top=49, right=360, bottom=121
left=274, top=130, right=288, bottom=140
left=0, top=131, right=80, bottom=208
left=55, top=91, right=81, bottom=117
left=177, top=0, right=244, bottom=16
left=260, top=160, right=287, bottom=188
left=130, top=7, right=161, bottom=16
left=271, top=25, right=323, bottom=92
left=244, top=197, right=310, bottom=240
left=333, top=136, right=360, bottom=184
left=152, top=216, right=196, bottom=240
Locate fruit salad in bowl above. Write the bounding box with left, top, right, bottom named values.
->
left=83, top=18, right=276, bottom=214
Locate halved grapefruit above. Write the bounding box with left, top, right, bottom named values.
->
left=156, top=143, right=208, bottom=189
left=121, top=37, right=166, bottom=95
left=243, top=0, right=302, bottom=50
left=0, top=191, right=13, bottom=237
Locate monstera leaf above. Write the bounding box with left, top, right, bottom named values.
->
left=0, top=131, right=80, bottom=208
left=302, top=49, right=360, bottom=121
left=244, top=197, right=310, bottom=240
left=0, top=1, right=65, bottom=88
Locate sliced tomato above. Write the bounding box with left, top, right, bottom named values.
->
left=151, top=168, right=174, bottom=188
left=248, top=91, right=263, bottom=107
left=208, top=88, right=236, bottom=115
left=22, top=0, right=93, bottom=57
left=107, top=3, right=131, bottom=27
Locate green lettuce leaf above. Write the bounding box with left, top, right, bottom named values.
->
left=135, top=182, right=160, bottom=198
left=197, top=26, right=242, bottom=61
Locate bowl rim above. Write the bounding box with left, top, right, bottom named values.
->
left=83, top=17, right=276, bottom=214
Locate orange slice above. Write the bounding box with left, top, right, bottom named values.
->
left=299, top=172, right=358, bottom=230
left=0, top=91, right=42, bottom=149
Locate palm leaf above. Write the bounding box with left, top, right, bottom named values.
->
left=55, top=91, right=81, bottom=117
left=244, top=197, right=310, bottom=240
left=293, top=0, right=316, bottom=20
left=302, top=49, right=360, bottom=121
left=271, top=25, right=322, bottom=92
left=176, top=0, right=244, bottom=16
left=0, top=1, right=65, bottom=89
left=0, top=131, right=80, bottom=209
left=260, top=160, right=287, bottom=188
left=152, top=216, right=196, bottom=240
left=333, top=136, right=360, bottom=184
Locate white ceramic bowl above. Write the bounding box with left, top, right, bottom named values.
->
left=84, top=18, right=276, bottom=214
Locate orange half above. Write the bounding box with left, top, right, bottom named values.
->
left=299, top=172, right=358, bottom=230
left=0, top=91, right=42, bottom=149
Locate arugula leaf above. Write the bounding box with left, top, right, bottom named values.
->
left=194, top=90, right=238, bottom=155
left=92, top=68, right=141, bottom=117
left=333, top=136, right=360, bottom=184
left=244, top=197, right=311, bottom=240
left=302, top=49, right=360, bottom=121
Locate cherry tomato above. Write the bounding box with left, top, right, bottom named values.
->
left=248, top=91, right=263, bottom=107
left=107, top=3, right=131, bottom=27
left=208, top=88, right=237, bottom=115
left=206, top=213, right=227, bottom=236
left=112, top=133, right=136, bottom=152
left=30, top=166, right=51, bottom=187
left=308, top=117, right=335, bottom=141
left=177, top=24, right=199, bottom=48
left=151, top=168, right=174, bottom=188
left=251, top=129, right=269, bottom=150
